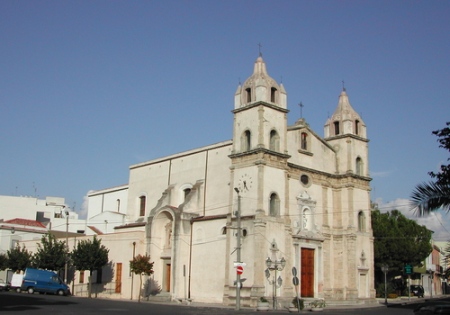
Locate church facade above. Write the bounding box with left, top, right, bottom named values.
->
left=87, top=55, right=375, bottom=306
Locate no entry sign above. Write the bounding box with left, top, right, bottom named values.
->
left=236, top=265, right=244, bottom=275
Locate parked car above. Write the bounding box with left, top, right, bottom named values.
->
left=0, top=279, right=10, bottom=291
left=21, top=268, right=70, bottom=296
left=414, top=304, right=450, bottom=314
left=410, top=285, right=425, bottom=298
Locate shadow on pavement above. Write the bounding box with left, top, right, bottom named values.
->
left=0, top=291, right=77, bottom=312
left=387, top=297, right=450, bottom=312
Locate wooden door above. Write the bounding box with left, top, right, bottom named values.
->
left=301, top=248, right=314, bottom=297
left=115, top=263, right=122, bottom=293
left=165, top=263, right=171, bottom=292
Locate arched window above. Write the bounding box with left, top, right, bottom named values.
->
left=269, top=193, right=280, bottom=216
left=358, top=211, right=366, bottom=232
left=116, top=199, right=120, bottom=212
left=269, top=130, right=280, bottom=151
left=334, top=121, right=340, bottom=135
left=271, top=87, right=277, bottom=103
left=355, top=120, right=360, bottom=135
left=139, top=195, right=146, bottom=217
left=184, top=188, right=192, bottom=201
left=241, top=130, right=251, bottom=151
left=246, top=88, right=252, bottom=103
left=301, top=132, right=308, bottom=150
left=356, top=157, right=363, bottom=176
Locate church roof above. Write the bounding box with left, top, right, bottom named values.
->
left=326, top=88, right=364, bottom=126
left=242, top=56, right=280, bottom=91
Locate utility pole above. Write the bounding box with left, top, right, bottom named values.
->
left=234, top=188, right=241, bottom=311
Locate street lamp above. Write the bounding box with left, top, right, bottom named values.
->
left=381, top=264, right=389, bottom=304
left=265, top=256, right=286, bottom=310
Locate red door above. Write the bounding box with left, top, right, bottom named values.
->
left=115, top=263, right=122, bottom=293
left=301, top=248, right=314, bottom=297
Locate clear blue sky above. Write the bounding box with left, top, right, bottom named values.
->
left=1, top=1, right=449, bottom=238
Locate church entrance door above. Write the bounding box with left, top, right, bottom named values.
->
left=164, top=263, right=171, bottom=292
left=301, top=248, right=314, bottom=297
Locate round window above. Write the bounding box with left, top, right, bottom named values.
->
left=300, top=175, right=309, bottom=186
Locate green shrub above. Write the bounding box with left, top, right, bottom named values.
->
left=291, top=297, right=304, bottom=310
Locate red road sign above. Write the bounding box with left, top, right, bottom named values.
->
left=236, top=266, right=244, bottom=275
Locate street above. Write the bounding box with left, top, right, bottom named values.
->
left=0, top=291, right=443, bottom=315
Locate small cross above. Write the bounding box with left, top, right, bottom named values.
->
left=342, top=80, right=346, bottom=91
left=258, top=43, right=262, bottom=57
left=299, top=102, right=304, bottom=118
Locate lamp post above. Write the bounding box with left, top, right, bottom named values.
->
left=64, top=207, right=68, bottom=283
left=381, top=264, right=389, bottom=304
left=265, top=256, right=286, bottom=310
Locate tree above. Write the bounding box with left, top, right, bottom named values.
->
left=0, top=253, right=8, bottom=271
left=7, top=244, right=33, bottom=272
left=71, top=236, right=109, bottom=298
left=411, top=181, right=450, bottom=216
left=372, top=209, right=432, bottom=294
left=33, top=233, right=68, bottom=272
left=129, top=254, right=154, bottom=302
left=411, top=122, right=450, bottom=215
left=429, top=122, right=450, bottom=186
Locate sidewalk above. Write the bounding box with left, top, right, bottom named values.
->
left=122, top=294, right=449, bottom=312
left=377, top=295, right=448, bottom=307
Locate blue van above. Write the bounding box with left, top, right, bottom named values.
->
left=21, top=268, right=70, bottom=296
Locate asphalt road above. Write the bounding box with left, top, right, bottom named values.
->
left=0, top=291, right=445, bottom=315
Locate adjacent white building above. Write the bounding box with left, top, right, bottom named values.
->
left=0, top=195, right=86, bottom=281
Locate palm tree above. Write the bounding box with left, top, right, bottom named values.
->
left=410, top=181, right=450, bottom=216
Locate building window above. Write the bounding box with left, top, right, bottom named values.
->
left=271, top=87, right=277, bottom=102
left=139, top=196, right=146, bottom=217
left=269, top=193, right=280, bottom=216
left=356, top=157, right=363, bottom=176
left=300, top=175, right=309, bottom=186
left=269, top=130, right=280, bottom=151
left=355, top=120, right=360, bottom=135
left=79, top=270, right=85, bottom=283
left=334, top=121, right=340, bottom=135
left=246, top=88, right=251, bottom=103
left=358, top=211, right=366, bottom=232
left=301, top=132, right=308, bottom=150
left=10, top=239, right=19, bottom=250
left=221, top=227, right=227, bottom=235
left=184, top=188, right=191, bottom=201
left=241, top=130, right=251, bottom=151
left=117, top=199, right=120, bottom=212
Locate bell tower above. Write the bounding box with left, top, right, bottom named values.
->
left=324, top=88, right=369, bottom=176
left=230, top=55, right=290, bottom=218
left=232, top=55, right=288, bottom=156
